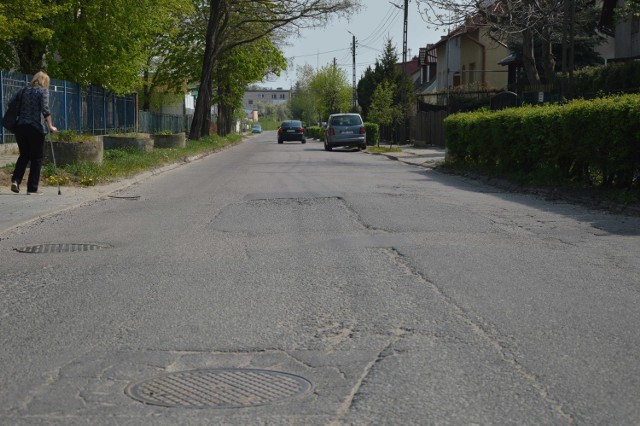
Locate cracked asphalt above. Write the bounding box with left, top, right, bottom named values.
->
left=1, top=133, right=639, bottom=424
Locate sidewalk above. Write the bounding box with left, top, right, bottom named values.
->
left=366, top=144, right=447, bottom=168
left=0, top=144, right=208, bottom=235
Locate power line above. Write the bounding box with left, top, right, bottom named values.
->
left=362, top=8, right=402, bottom=47
left=360, top=44, right=384, bottom=53
left=360, top=5, right=400, bottom=44
left=290, top=47, right=350, bottom=59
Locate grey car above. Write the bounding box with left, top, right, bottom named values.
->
left=324, top=113, right=366, bottom=151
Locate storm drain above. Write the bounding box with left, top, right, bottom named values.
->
left=14, top=243, right=110, bottom=254
left=125, top=368, right=312, bottom=409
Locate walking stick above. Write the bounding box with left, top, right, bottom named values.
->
left=48, top=134, right=61, bottom=195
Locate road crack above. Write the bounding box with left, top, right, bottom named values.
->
left=330, top=338, right=397, bottom=426
left=384, top=247, right=576, bottom=425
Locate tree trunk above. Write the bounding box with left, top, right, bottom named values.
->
left=540, top=39, right=556, bottom=84
left=189, top=0, right=223, bottom=141
left=216, top=76, right=230, bottom=137
left=142, top=67, right=151, bottom=112
left=521, top=29, right=541, bottom=86
left=217, top=106, right=227, bottom=137
left=217, top=102, right=234, bottom=136
left=17, top=38, right=46, bottom=75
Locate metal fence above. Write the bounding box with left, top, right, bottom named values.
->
left=1, top=70, right=137, bottom=143
left=138, top=110, right=193, bottom=134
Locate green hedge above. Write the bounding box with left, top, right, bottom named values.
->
left=573, top=61, right=640, bottom=96
left=305, top=126, right=324, bottom=140
left=444, top=94, right=640, bottom=189
left=364, top=122, right=379, bottom=146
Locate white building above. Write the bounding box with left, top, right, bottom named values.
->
left=242, top=88, right=290, bottom=112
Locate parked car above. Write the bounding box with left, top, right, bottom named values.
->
left=324, top=113, right=366, bottom=151
left=277, top=120, right=306, bottom=144
left=251, top=124, right=262, bottom=133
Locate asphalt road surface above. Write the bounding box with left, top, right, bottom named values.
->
left=1, top=132, right=639, bottom=425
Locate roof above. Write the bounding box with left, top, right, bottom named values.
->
left=498, top=53, right=520, bottom=66
left=429, top=3, right=502, bottom=50
left=396, top=58, right=420, bottom=77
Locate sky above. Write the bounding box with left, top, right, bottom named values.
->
left=263, top=2, right=444, bottom=90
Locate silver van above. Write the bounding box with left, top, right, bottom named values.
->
left=324, top=113, right=366, bottom=151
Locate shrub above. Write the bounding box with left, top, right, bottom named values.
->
left=444, top=94, right=640, bottom=190
left=572, top=62, right=640, bottom=96
left=305, top=126, right=324, bottom=140
left=364, top=122, right=379, bottom=145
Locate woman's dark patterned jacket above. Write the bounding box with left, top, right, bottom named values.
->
left=16, top=86, right=51, bottom=134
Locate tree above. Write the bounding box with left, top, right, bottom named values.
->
left=357, top=38, right=400, bottom=119
left=620, top=0, right=640, bottom=17
left=215, top=38, right=286, bottom=135
left=0, top=0, right=64, bottom=73
left=289, top=64, right=319, bottom=124
left=309, top=64, right=352, bottom=120
left=368, top=80, right=401, bottom=145
left=0, top=0, right=193, bottom=93
left=138, top=1, right=197, bottom=110
left=356, top=36, right=413, bottom=137
left=188, top=0, right=361, bottom=140
left=356, top=66, right=377, bottom=119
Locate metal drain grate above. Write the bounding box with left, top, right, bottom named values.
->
left=14, top=243, right=110, bottom=254
left=125, top=368, right=312, bottom=409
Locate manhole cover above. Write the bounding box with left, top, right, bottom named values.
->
left=14, top=243, right=110, bottom=254
left=125, top=368, right=313, bottom=409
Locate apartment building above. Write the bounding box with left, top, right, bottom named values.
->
left=243, top=88, right=291, bottom=112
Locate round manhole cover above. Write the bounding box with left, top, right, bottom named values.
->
left=14, top=243, right=110, bottom=254
left=125, top=368, right=313, bottom=409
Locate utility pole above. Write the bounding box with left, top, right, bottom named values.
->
left=561, top=0, right=576, bottom=100
left=348, top=31, right=357, bottom=110
left=390, top=1, right=409, bottom=70
left=402, top=0, right=409, bottom=144
left=391, top=0, right=410, bottom=144
left=402, top=0, right=408, bottom=68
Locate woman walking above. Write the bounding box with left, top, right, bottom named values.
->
left=10, top=71, right=58, bottom=195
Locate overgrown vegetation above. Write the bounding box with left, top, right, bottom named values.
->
left=52, top=131, right=95, bottom=142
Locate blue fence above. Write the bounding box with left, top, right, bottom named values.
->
left=1, top=71, right=137, bottom=143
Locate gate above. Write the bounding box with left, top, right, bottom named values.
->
left=413, top=110, right=448, bottom=147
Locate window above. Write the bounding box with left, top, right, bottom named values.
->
left=248, top=100, right=253, bottom=105
left=469, top=62, right=476, bottom=84
left=280, top=94, right=286, bottom=99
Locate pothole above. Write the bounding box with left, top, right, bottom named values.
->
left=13, top=243, right=110, bottom=254
left=125, top=368, right=313, bottom=409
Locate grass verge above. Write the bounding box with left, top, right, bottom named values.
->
left=1, top=133, right=243, bottom=188
left=367, top=146, right=402, bottom=153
